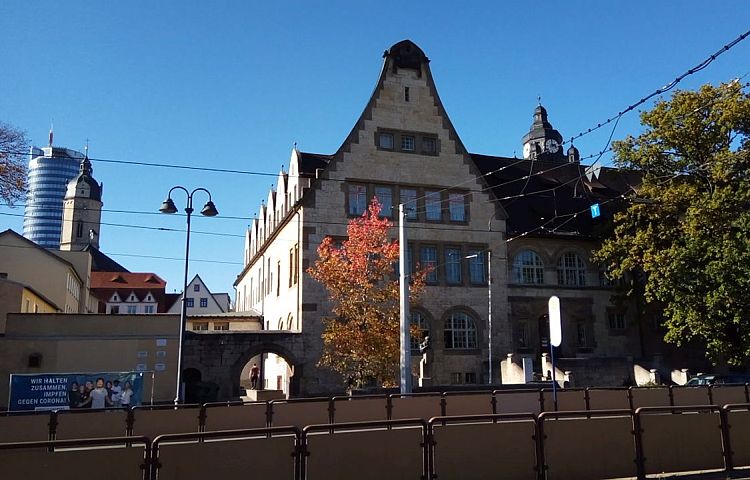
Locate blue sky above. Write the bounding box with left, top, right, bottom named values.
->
left=2, top=1, right=749, bottom=299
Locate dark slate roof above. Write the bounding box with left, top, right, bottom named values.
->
left=298, top=152, right=332, bottom=176
left=164, top=293, right=182, bottom=311
left=471, top=154, right=641, bottom=238
left=82, top=244, right=130, bottom=272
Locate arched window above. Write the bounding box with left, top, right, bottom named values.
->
left=410, top=310, right=429, bottom=350
left=558, top=252, right=586, bottom=286
left=444, top=311, right=478, bottom=349
left=286, top=313, right=294, bottom=330
left=513, top=249, right=544, bottom=284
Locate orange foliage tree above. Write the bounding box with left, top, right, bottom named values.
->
left=308, top=198, right=428, bottom=389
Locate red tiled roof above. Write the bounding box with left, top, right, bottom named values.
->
left=90, top=272, right=166, bottom=289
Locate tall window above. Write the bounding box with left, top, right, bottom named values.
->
left=348, top=184, right=367, bottom=215
left=76, top=220, right=83, bottom=238
left=558, top=252, right=587, bottom=286
left=420, top=246, right=438, bottom=283
left=448, top=193, right=466, bottom=221
left=444, top=311, right=478, bottom=349
left=516, top=321, right=530, bottom=349
left=200, top=298, right=208, bottom=308
left=144, top=305, right=154, bottom=314
left=374, top=186, right=393, bottom=218
left=289, top=248, right=294, bottom=287
left=425, top=190, right=441, bottom=221
left=608, top=311, right=626, bottom=330
left=513, top=250, right=545, bottom=284
left=445, top=247, right=462, bottom=284
left=293, top=244, right=299, bottom=284
left=127, top=305, right=137, bottom=314
left=468, top=249, right=486, bottom=284
left=410, top=310, right=429, bottom=349
left=576, top=322, right=589, bottom=347
left=400, top=188, right=417, bottom=219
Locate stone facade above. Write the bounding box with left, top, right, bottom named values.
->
left=234, top=40, right=660, bottom=395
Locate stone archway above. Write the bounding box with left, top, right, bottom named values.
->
left=183, top=331, right=304, bottom=401
left=232, top=342, right=301, bottom=398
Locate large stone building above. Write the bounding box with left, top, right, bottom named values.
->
left=233, top=40, right=677, bottom=395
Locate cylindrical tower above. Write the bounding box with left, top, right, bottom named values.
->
left=23, top=146, right=85, bottom=247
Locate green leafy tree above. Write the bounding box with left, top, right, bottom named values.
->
left=0, top=122, right=29, bottom=205
left=308, top=198, right=428, bottom=389
left=595, top=82, right=750, bottom=365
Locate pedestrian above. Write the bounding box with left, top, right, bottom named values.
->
left=250, top=363, right=260, bottom=390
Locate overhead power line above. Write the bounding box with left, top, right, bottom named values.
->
left=564, top=28, right=750, bottom=146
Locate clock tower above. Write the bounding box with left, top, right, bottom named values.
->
left=521, top=103, right=565, bottom=161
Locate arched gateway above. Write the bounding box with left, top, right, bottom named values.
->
left=183, top=330, right=304, bottom=401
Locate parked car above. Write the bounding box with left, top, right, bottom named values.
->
left=686, top=374, right=750, bottom=385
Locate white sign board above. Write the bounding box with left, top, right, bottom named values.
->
left=548, top=296, right=562, bottom=347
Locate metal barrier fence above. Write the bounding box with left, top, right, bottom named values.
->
left=1, top=404, right=749, bottom=479
left=1, top=384, right=748, bottom=442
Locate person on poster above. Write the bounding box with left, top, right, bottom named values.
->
left=78, top=378, right=113, bottom=409
left=110, top=379, right=123, bottom=407
left=120, top=381, right=134, bottom=408
left=78, top=380, right=94, bottom=408
left=69, top=381, right=82, bottom=408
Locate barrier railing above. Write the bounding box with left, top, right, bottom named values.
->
left=302, top=419, right=427, bottom=480
left=3, top=383, right=748, bottom=442
left=0, top=436, right=150, bottom=480
left=428, top=413, right=538, bottom=479
left=538, top=409, right=635, bottom=480
left=2, top=404, right=750, bottom=479
left=634, top=405, right=726, bottom=478
left=150, top=426, right=300, bottom=480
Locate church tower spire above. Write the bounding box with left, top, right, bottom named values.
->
left=521, top=103, right=565, bottom=161
left=60, top=146, right=103, bottom=251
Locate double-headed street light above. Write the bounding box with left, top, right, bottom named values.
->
left=159, top=186, right=218, bottom=404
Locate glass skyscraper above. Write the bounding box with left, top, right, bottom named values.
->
left=23, top=146, right=85, bottom=247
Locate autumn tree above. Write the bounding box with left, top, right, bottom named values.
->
left=0, top=122, right=29, bottom=205
left=594, top=82, right=750, bottom=365
left=308, top=198, right=428, bottom=389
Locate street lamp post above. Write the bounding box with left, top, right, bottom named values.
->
left=466, top=252, right=492, bottom=384
left=159, top=186, right=218, bottom=405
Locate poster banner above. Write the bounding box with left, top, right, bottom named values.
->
left=8, top=371, right=145, bottom=412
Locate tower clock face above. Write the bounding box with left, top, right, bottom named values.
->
left=545, top=139, right=560, bottom=153
left=523, top=143, right=531, bottom=159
